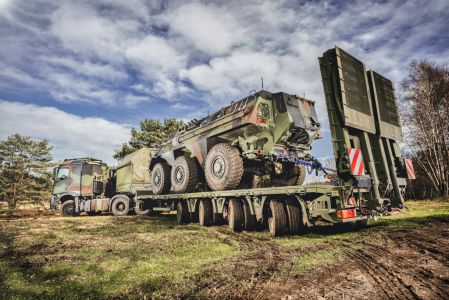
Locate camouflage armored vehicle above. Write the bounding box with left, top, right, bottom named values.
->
left=149, top=90, right=321, bottom=194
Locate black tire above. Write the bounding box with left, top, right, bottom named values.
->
left=86, top=211, right=101, bottom=216
left=112, top=197, right=129, bottom=216
left=272, top=164, right=307, bottom=186
left=171, top=156, right=199, bottom=193
left=268, top=199, right=287, bottom=237
left=199, top=199, right=213, bottom=226
left=176, top=200, right=190, bottom=224
left=243, top=200, right=257, bottom=231
left=61, top=200, right=80, bottom=217
left=190, top=211, right=199, bottom=223
left=285, top=198, right=300, bottom=235
left=151, top=162, right=171, bottom=195
left=213, top=212, right=224, bottom=225
left=228, top=198, right=244, bottom=232
left=205, top=143, right=244, bottom=191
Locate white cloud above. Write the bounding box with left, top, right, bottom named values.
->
left=0, top=100, right=130, bottom=164
left=165, top=2, right=243, bottom=55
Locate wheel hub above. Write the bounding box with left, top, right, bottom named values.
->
left=212, top=156, right=225, bottom=178
left=118, top=203, right=125, bottom=211
left=175, top=166, right=184, bottom=184
left=154, top=171, right=161, bottom=186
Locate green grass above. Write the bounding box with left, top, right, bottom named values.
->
left=1, top=199, right=448, bottom=299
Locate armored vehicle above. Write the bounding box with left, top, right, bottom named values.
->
left=149, top=90, right=322, bottom=194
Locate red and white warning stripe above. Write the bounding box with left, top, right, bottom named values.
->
left=348, top=147, right=365, bottom=176
left=404, top=158, right=416, bottom=179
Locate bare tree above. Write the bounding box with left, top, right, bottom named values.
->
left=401, top=61, right=449, bottom=197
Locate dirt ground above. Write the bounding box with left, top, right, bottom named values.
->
left=1, top=200, right=448, bottom=299
left=188, top=220, right=449, bottom=300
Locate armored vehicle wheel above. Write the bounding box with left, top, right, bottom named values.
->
left=61, top=200, right=80, bottom=217
left=112, top=197, right=129, bottom=216
left=228, top=198, right=244, bottom=232
left=272, top=164, right=306, bottom=186
left=268, top=199, right=287, bottom=237
left=243, top=200, right=257, bottom=231
left=205, top=143, right=244, bottom=191
left=86, top=211, right=101, bottom=216
left=199, top=199, right=213, bottom=226
left=176, top=200, right=190, bottom=224
left=285, top=198, right=302, bottom=235
left=151, top=162, right=171, bottom=195
left=171, top=156, right=199, bottom=193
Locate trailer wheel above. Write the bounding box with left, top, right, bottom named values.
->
left=171, top=156, right=199, bottom=193
left=228, top=199, right=244, bottom=232
left=268, top=199, right=287, bottom=237
left=205, top=143, right=244, bottom=191
left=151, top=162, right=171, bottom=195
left=199, top=199, right=213, bottom=226
left=61, top=200, right=80, bottom=217
left=112, top=197, right=129, bottom=216
left=176, top=200, right=190, bottom=224
left=243, top=200, right=256, bottom=231
left=285, top=198, right=301, bottom=235
left=213, top=213, right=224, bottom=225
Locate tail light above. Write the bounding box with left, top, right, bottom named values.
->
left=337, top=209, right=357, bottom=219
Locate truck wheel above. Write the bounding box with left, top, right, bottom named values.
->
left=243, top=200, right=256, bottom=231
left=61, top=200, right=80, bottom=217
left=176, top=200, right=190, bottom=224
left=268, top=199, right=287, bottom=237
left=285, top=198, right=301, bottom=235
left=112, top=197, right=129, bottom=216
left=151, top=162, right=171, bottom=195
left=199, top=199, right=213, bottom=226
left=205, top=144, right=244, bottom=191
left=228, top=198, right=244, bottom=232
left=171, top=156, right=199, bottom=193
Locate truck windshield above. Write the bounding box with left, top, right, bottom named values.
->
left=56, top=168, right=70, bottom=181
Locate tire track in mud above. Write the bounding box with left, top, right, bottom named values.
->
left=194, top=221, right=449, bottom=300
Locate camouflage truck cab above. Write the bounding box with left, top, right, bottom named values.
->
left=50, top=158, right=109, bottom=216
left=150, top=90, right=321, bottom=194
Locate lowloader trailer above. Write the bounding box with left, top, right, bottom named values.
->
left=134, top=184, right=370, bottom=237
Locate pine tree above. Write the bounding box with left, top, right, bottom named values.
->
left=0, top=134, right=53, bottom=210
left=114, top=118, right=183, bottom=160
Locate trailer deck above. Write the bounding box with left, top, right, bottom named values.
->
left=135, top=184, right=369, bottom=236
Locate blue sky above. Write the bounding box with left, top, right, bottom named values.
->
left=0, top=0, right=448, bottom=164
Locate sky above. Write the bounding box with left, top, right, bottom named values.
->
left=0, top=0, right=448, bottom=165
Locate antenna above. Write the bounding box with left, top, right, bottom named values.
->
left=261, top=77, right=264, bottom=90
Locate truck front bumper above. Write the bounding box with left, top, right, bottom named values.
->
left=50, top=195, right=58, bottom=212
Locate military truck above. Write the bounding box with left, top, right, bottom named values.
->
left=50, top=148, right=157, bottom=217
left=150, top=90, right=322, bottom=195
